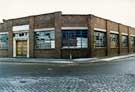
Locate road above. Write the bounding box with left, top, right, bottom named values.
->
left=0, top=57, right=135, bottom=92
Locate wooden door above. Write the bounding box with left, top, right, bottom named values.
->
left=16, top=40, right=27, bottom=56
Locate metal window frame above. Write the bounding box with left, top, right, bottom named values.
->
left=62, top=30, right=88, bottom=48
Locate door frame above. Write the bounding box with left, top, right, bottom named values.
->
left=13, top=39, right=29, bottom=58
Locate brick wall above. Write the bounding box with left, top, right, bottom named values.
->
left=0, top=12, right=134, bottom=58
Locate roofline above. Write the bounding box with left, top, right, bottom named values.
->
left=62, top=14, right=88, bottom=16
left=2, top=11, right=134, bottom=28
left=92, top=15, right=135, bottom=28
left=5, top=11, right=62, bottom=21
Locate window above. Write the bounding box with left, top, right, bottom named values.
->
left=110, top=33, right=118, bottom=48
left=94, top=31, right=106, bottom=47
left=131, top=37, right=135, bottom=48
left=13, top=32, right=28, bottom=38
left=122, top=35, right=128, bottom=47
left=35, top=31, right=55, bottom=48
left=62, top=30, right=88, bottom=48
left=0, top=34, right=8, bottom=49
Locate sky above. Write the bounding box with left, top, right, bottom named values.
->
left=0, top=0, right=134, bottom=27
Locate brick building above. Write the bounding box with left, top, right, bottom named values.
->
left=0, top=11, right=134, bottom=58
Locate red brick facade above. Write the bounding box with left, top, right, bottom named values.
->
left=0, top=11, right=134, bottom=58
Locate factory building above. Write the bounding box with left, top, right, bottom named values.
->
left=0, top=11, right=134, bottom=58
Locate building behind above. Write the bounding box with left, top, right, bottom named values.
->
left=0, top=11, right=135, bottom=58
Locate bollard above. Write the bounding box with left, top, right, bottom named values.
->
left=69, top=52, right=72, bottom=60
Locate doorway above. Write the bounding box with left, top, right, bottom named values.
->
left=16, top=40, right=27, bottom=56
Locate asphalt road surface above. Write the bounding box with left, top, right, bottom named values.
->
left=0, top=57, right=135, bottom=92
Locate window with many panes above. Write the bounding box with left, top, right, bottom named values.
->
left=94, top=31, right=106, bottom=47
left=0, top=34, right=8, bottom=49
left=34, top=31, right=55, bottom=48
left=122, top=35, right=128, bottom=47
left=110, top=33, right=118, bottom=48
left=13, top=32, right=28, bottom=38
left=131, top=37, right=135, bottom=48
left=62, top=30, right=88, bottom=48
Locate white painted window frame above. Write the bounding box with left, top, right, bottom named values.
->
left=110, top=30, right=119, bottom=34
left=0, top=32, right=8, bottom=35
left=34, top=28, right=55, bottom=32
left=130, top=34, right=135, bottom=37
left=94, top=28, right=106, bottom=32
left=121, top=33, right=128, bottom=36
left=62, top=27, right=88, bottom=30
left=34, top=28, right=55, bottom=49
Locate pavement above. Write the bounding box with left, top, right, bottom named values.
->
left=0, top=55, right=135, bottom=92
left=0, top=74, right=135, bottom=92
left=98, top=54, right=135, bottom=62
left=0, top=54, right=134, bottom=64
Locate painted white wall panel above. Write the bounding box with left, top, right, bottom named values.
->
left=13, top=25, right=29, bottom=31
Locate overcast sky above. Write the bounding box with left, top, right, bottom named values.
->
left=0, top=0, right=134, bottom=27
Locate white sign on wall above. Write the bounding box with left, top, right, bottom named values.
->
left=13, top=25, right=29, bottom=31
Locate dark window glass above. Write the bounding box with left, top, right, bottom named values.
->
left=14, top=32, right=28, bottom=38
left=131, top=37, right=135, bottom=48
left=0, top=34, right=8, bottom=48
left=122, top=35, right=128, bottom=47
left=62, top=30, right=88, bottom=48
